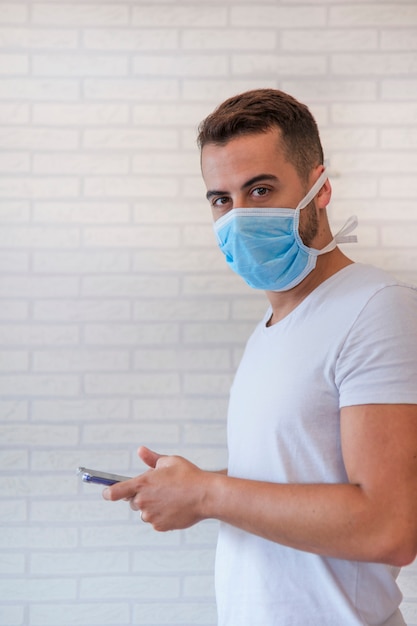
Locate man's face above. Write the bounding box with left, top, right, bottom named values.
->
left=201, top=127, right=321, bottom=247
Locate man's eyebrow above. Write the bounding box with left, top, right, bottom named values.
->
left=206, top=174, right=279, bottom=201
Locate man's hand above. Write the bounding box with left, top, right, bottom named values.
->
left=102, top=446, right=209, bottom=531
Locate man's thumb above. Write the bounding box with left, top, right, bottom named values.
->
left=137, top=445, right=162, bottom=469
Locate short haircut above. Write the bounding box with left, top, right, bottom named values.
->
left=197, top=88, right=324, bottom=181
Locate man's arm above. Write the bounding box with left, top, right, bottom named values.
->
left=103, top=403, right=417, bottom=566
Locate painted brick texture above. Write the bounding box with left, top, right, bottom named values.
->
left=0, top=1, right=416, bottom=625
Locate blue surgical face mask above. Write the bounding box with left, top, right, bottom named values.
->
left=213, top=168, right=357, bottom=292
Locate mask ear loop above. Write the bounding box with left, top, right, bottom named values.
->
left=293, top=168, right=329, bottom=248
left=296, top=168, right=329, bottom=212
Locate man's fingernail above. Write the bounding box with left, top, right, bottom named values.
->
left=102, top=488, right=110, bottom=500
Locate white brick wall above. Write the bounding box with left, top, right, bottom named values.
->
left=0, top=1, right=416, bottom=625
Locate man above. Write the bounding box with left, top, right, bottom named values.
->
left=104, top=89, right=417, bottom=625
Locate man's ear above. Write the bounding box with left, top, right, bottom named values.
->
left=317, top=177, right=332, bottom=210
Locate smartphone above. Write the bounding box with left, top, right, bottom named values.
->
left=77, top=467, right=132, bottom=486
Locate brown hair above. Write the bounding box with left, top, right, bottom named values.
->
left=197, top=88, right=324, bottom=181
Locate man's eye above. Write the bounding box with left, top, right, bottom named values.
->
left=253, top=187, right=269, bottom=197
left=212, top=196, right=229, bottom=207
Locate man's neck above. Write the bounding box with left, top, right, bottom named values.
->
left=265, top=249, right=354, bottom=326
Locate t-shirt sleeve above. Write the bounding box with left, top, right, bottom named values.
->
left=336, top=284, right=417, bottom=407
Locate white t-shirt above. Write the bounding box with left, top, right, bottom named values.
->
left=215, top=263, right=417, bottom=626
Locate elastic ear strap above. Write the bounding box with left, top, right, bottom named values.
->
left=297, top=168, right=328, bottom=211
left=335, top=215, right=358, bottom=243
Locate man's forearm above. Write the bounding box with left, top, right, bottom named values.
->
left=202, top=472, right=415, bottom=567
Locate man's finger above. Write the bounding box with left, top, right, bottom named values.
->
left=102, top=477, right=139, bottom=502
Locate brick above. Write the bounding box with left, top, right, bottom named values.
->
left=282, top=29, right=378, bottom=51
left=331, top=151, right=417, bottom=174
left=133, top=601, right=216, bottom=625
left=0, top=400, right=28, bottom=421
left=0, top=152, right=30, bottom=173
left=33, top=349, right=129, bottom=372
left=0, top=4, right=27, bottom=24
left=182, top=274, right=254, bottom=296
left=33, top=153, right=129, bottom=175
left=84, top=78, right=179, bottom=101
left=131, top=548, right=214, bottom=574
left=331, top=53, right=417, bottom=76
left=80, top=575, right=180, bottom=600
left=183, top=321, right=254, bottom=344
left=132, top=397, right=228, bottom=422
left=33, top=299, right=130, bottom=322
left=84, top=176, right=178, bottom=198
left=182, top=78, right=274, bottom=101
left=282, top=79, right=377, bottom=102
left=0, top=251, right=29, bottom=272
left=231, top=296, right=268, bottom=321
left=2, top=475, right=77, bottom=498
left=84, top=322, right=180, bottom=348
left=0, top=177, right=80, bottom=199
left=0, top=606, right=24, bottom=626
left=33, top=102, right=129, bottom=125
left=0, top=276, right=79, bottom=297
left=181, top=28, right=276, bottom=50
left=81, top=276, right=180, bottom=298
left=133, top=348, right=229, bottom=371
left=83, top=128, right=178, bottom=150
left=330, top=4, right=417, bottom=27
left=0, top=424, right=79, bottom=447
left=0, top=201, right=30, bottom=222
left=32, top=448, right=129, bottom=471
left=132, top=249, right=223, bottom=273
left=331, top=103, right=417, bottom=125
left=32, top=4, right=129, bottom=26
left=33, top=53, right=129, bottom=76
left=84, top=372, right=181, bottom=396
left=381, top=28, right=417, bottom=50
left=133, top=201, right=210, bottom=224
left=0, top=577, right=76, bottom=602
left=232, top=53, right=327, bottom=76
left=33, top=201, right=130, bottom=224
left=0, top=350, right=28, bottom=372
left=133, top=54, right=228, bottom=77
left=81, top=523, right=180, bottom=548
left=82, top=422, right=180, bottom=445
left=84, top=28, right=178, bottom=50
left=0, top=551, right=26, bottom=574
left=133, top=298, right=229, bottom=322
left=30, top=550, right=129, bottom=576
left=0, top=526, right=77, bottom=549
left=0, top=103, right=29, bottom=124
left=0, top=301, right=28, bottom=321
left=33, top=251, right=130, bottom=273
left=183, top=574, right=216, bottom=598
left=0, top=27, right=78, bottom=49
left=30, top=603, right=130, bottom=626
left=184, top=373, right=233, bottom=395
left=381, top=128, right=417, bottom=149
left=0, top=128, right=78, bottom=150
left=0, top=375, right=79, bottom=398
left=0, top=324, right=79, bottom=346
left=132, top=152, right=199, bottom=175
left=0, top=501, right=27, bottom=524
left=0, top=79, right=78, bottom=100
left=30, top=499, right=129, bottom=522
left=0, top=54, right=28, bottom=75
left=231, top=5, right=325, bottom=27
left=83, top=225, right=180, bottom=248
left=382, top=79, right=417, bottom=100
left=0, top=449, right=28, bottom=468
left=132, top=6, right=227, bottom=27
